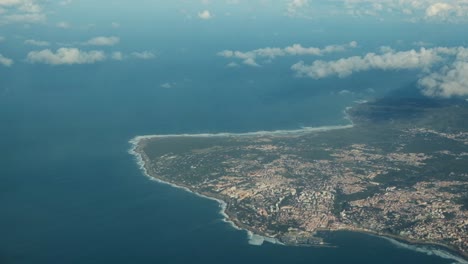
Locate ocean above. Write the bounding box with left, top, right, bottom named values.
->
left=1, top=42, right=466, bottom=264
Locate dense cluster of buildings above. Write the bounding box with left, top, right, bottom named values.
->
left=142, top=126, right=467, bottom=256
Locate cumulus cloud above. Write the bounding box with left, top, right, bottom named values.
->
left=226, top=62, right=239, bottom=67
left=26, top=48, right=105, bottom=65
left=24, top=39, right=49, bottom=46
left=291, top=45, right=468, bottom=98
left=291, top=48, right=443, bottom=79
left=425, top=2, right=453, bottom=17
left=243, top=57, right=260, bottom=67
left=338, top=89, right=352, bottom=95
left=2, top=13, right=45, bottom=24
left=86, top=36, right=119, bottom=46
left=218, top=41, right=357, bottom=67
left=130, top=51, right=156, bottom=60
left=56, top=21, right=70, bottom=28
left=109, top=51, right=156, bottom=61
left=198, top=10, right=212, bottom=19
left=0, top=0, right=41, bottom=12
left=290, top=0, right=468, bottom=23
left=59, top=0, right=72, bottom=6
left=287, top=0, right=309, bottom=16
left=419, top=60, right=468, bottom=97
left=0, top=0, right=46, bottom=25
left=111, top=51, right=123, bottom=61
left=0, top=0, right=22, bottom=4
left=413, top=41, right=433, bottom=47
left=0, top=53, right=13, bottom=66
left=160, top=82, right=172, bottom=89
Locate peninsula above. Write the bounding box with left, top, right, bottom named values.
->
left=130, top=98, right=468, bottom=258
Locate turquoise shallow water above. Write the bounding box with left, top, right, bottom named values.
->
left=0, top=57, right=465, bottom=264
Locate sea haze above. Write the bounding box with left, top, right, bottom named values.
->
left=1, top=1, right=467, bottom=263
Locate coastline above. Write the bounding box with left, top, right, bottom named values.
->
left=128, top=124, right=467, bottom=262
left=128, top=123, right=354, bottom=143
left=127, top=124, right=353, bottom=246
left=378, top=233, right=468, bottom=263
left=128, top=134, right=280, bottom=245
left=319, top=228, right=468, bottom=263
left=128, top=138, right=242, bottom=232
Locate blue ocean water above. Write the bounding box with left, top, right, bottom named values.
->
left=0, top=44, right=465, bottom=263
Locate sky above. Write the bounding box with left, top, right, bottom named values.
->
left=0, top=0, right=468, bottom=98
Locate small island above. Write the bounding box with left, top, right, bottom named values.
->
left=130, top=98, right=468, bottom=258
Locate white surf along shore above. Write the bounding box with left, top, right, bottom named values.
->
left=128, top=122, right=353, bottom=246
left=381, top=236, right=468, bottom=264
left=127, top=107, right=468, bottom=262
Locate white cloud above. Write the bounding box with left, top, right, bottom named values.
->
left=288, top=0, right=468, bottom=23
left=198, top=10, right=212, bottom=19
left=24, top=39, right=49, bottom=46
left=86, top=36, right=120, bottom=46
left=218, top=50, right=234, bottom=58
left=56, top=21, right=70, bottom=28
left=226, top=62, right=239, bottom=67
left=109, top=51, right=158, bottom=61
left=0, top=0, right=22, bottom=5
left=286, top=42, right=356, bottom=56
left=59, top=0, right=72, bottom=6
left=111, top=51, right=123, bottom=61
left=0, top=36, right=4, bottom=42
left=0, top=0, right=46, bottom=25
left=379, top=46, right=395, bottom=53
left=419, top=60, right=468, bottom=97
left=425, top=3, right=453, bottom=17
left=291, top=45, right=468, bottom=98
left=0, top=0, right=40, bottom=11
left=26, top=48, right=106, bottom=65
left=131, top=51, right=156, bottom=60
left=338, top=89, right=352, bottom=95
left=160, top=82, right=172, bottom=89
left=413, top=41, right=433, bottom=47
left=218, top=41, right=357, bottom=67
left=2, top=12, right=45, bottom=24
left=18, top=1, right=41, bottom=13
left=0, top=53, right=13, bottom=66
left=111, top=22, right=120, bottom=28
left=243, top=57, right=260, bottom=67
left=291, top=48, right=443, bottom=79
left=349, top=41, right=358, bottom=48
left=287, top=0, right=309, bottom=16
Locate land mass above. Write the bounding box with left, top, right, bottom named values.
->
left=130, top=98, right=468, bottom=258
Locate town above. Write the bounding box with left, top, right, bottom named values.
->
left=136, top=100, right=468, bottom=257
